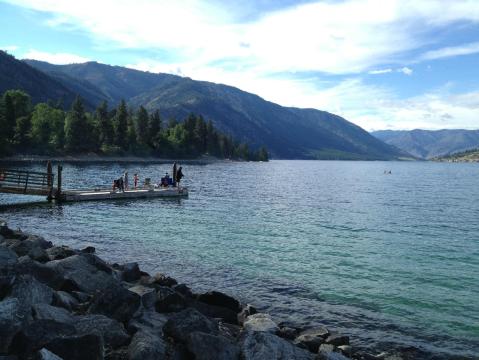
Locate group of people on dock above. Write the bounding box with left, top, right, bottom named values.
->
left=112, top=162, right=183, bottom=192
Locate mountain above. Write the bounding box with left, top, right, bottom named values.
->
left=372, top=129, right=479, bottom=159
left=4, top=55, right=404, bottom=159
left=0, top=51, right=79, bottom=106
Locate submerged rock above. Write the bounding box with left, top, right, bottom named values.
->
left=197, top=291, right=240, bottom=312
left=240, top=331, right=313, bottom=360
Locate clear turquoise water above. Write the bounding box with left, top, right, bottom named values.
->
left=1, top=160, right=478, bottom=357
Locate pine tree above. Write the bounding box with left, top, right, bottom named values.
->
left=257, top=146, right=269, bottom=161
left=135, top=106, right=149, bottom=146
left=147, top=110, right=161, bottom=148
left=114, top=100, right=128, bottom=150
left=3, top=93, right=16, bottom=140
left=64, top=96, right=89, bottom=152
left=96, top=101, right=113, bottom=145
left=127, top=108, right=137, bottom=151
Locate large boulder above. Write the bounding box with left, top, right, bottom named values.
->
left=7, top=275, right=54, bottom=320
left=128, top=329, right=167, bottom=360
left=120, top=262, right=141, bottom=282
left=155, top=286, right=186, bottom=313
left=318, top=344, right=350, bottom=360
left=0, top=245, right=18, bottom=271
left=9, top=319, right=76, bottom=356
left=186, top=331, right=240, bottom=360
left=0, top=298, right=23, bottom=353
left=190, top=300, right=239, bottom=325
left=48, top=255, right=117, bottom=295
left=128, top=310, right=169, bottom=334
left=45, top=334, right=104, bottom=360
left=128, top=285, right=156, bottom=310
left=73, top=314, right=130, bottom=348
left=88, top=285, right=141, bottom=324
left=14, top=257, right=67, bottom=290
left=325, top=334, right=349, bottom=347
left=197, top=291, right=240, bottom=312
left=7, top=236, right=51, bottom=262
left=163, top=308, right=218, bottom=343
left=53, top=290, right=79, bottom=311
left=47, top=246, right=77, bottom=261
left=237, top=304, right=257, bottom=326
left=243, top=313, right=279, bottom=334
left=33, top=303, right=75, bottom=323
left=149, top=273, right=177, bottom=287
left=294, top=327, right=329, bottom=353
left=240, top=331, right=314, bottom=360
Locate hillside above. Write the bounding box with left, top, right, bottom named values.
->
left=434, top=148, right=479, bottom=162
left=14, top=57, right=405, bottom=159
left=372, top=129, right=479, bottom=160
left=0, top=51, right=79, bottom=107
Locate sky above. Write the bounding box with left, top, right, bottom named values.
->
left=1, top=0, right=479, bottom=131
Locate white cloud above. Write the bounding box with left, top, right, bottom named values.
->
left=397, top=67, right=413, bottom=75
left=420, top=41, right=479, bottom=60
left=369, top=68, right=393, bottom=74
left=22, top=49, right=90, bottom=64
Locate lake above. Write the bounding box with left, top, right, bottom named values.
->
left=1, top=160, right=478, bottom=358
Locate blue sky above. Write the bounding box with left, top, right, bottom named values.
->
left=1, top=0, right=479, bottom=131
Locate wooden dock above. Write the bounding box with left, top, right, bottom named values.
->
left=0, top=162, right=188, bottom=203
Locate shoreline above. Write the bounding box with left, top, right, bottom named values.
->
left=0, top=220, right=437, bottom=360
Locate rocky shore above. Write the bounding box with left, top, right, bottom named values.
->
left=1, top=221, right=424, bottom=360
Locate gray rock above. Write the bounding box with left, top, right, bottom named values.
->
left=128, top=329, right=166, bottom=360
left=318, top=344, right=350, bottom=360
left=163, top=308, right=218, bottom=343
left=80, top=246, right=95, bottom=254
left=0, top=298, right=23, bottom=353
left=71, top=291, right=91, bottom=303
left=121, top=262, right=141, bottom=282
left=337, top=345, right=352, bottom=357
left=155, top=286, right=186, bottom=313
left=240, top=331, right=313, bottom=360
left=190, top=299, right=239, bottom=324
left=197, top=291, right=240, bottom=312
left=8, top=236, right=51, bottom=262
left=325, top=334, right=349, bottom=346
left=33, top=303, right=75, bottom=323
left=128, top=285, right=156, bottom=309
left=186, top=331, right=240, bottom=360
left=218, top=321, right=241, bottom=340
left=243, top=313, right=279, bottom=334
left=74, top=314, right=130, bottom=348
left=47, top=246, right=76, bottom=261
left=14, top=257, right=67, bottom=290
left=48, top=255, right=119, bottom=294
left=9, top=319, right=77, bottom=356
left=173, top=283, right=194, bottom=298
left=26, top=235, right=53, bottom=249
left=294, top=327, right=329, bottom=352
left=128, top=310, right=168, bottom=334
left=53, top=291, right=79, bottom=311
left=151, top=273, right=177, bottom=287
left=8, top=275, right=54, bottom=320
left=45, top=334, right=104, bottom=360
left=37, top=348, right=64, bottom=360
left=237, top=304, right=257, bottom=325
left=88, top=284, right=141, bottom=324
left=0, top=245, right=18, bottom=270
left=278, top=326, right=299, bottom=340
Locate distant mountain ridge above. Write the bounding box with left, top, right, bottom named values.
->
left=372, top=129, right=479, bottom=159
left=1, top=51, right=404, bottom=159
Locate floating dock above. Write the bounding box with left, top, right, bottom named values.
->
left=62, top=187, right=188, bottom=202
left=0, top=162, right=188, bottom=203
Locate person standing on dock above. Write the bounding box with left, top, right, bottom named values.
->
left=176, top=166, right=184, bottom=189
left=134, top=173, right=139, bottom=189
left=124, top=171, right=129, bottom=190
left=172, top=162, right=177, bottom=187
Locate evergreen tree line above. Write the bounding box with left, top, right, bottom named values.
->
left=0, top=90, right=269, bottom=161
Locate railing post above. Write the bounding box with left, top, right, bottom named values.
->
left=47, top=161, right=53, bottom=202
left=55, top=165, right=63, bottom=202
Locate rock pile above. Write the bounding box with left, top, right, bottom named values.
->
left=0, top=221, right=410, bottom=359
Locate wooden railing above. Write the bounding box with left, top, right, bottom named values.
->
left=0, top=168, right=54, bottom=196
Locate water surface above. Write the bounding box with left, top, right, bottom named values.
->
left=1, top=160, right=478, bottom=358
